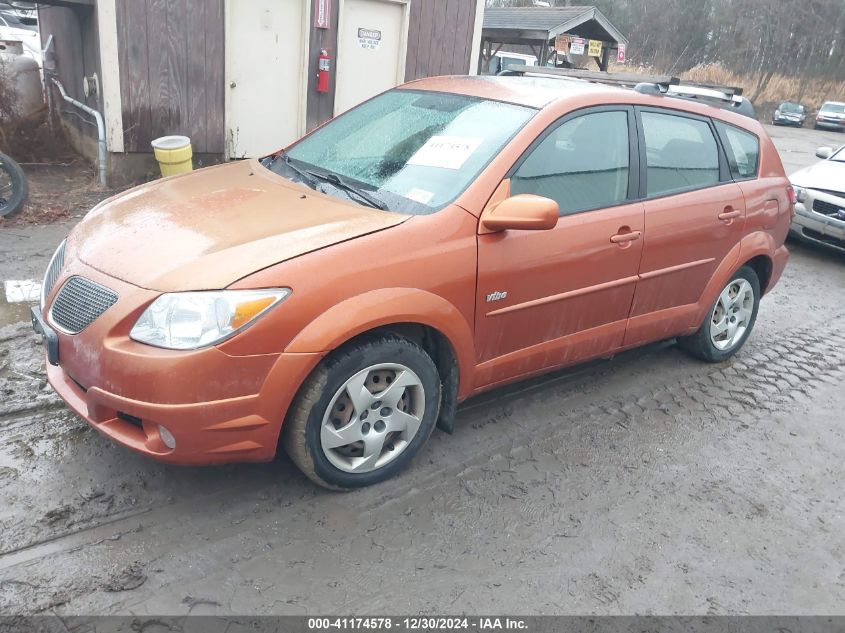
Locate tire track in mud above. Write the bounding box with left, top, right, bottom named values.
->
left=1, top=315, right=844, bottom=613
left=0, top=339, right=664, bottom=561
left=359, top=314, right=845, bottom=515
left=3, top=314, right=844, bottom=557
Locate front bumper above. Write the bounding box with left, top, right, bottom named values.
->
left=34, top=260, right=322, bottom=465
left=773, top=115, right=803, bottom=126
left=790, top=189, right=845, bottom=252
left=815, top=118, right=845, bottom=131
left=41, top=351, right=320, bottom=465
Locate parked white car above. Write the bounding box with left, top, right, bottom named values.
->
left=0, top=11, right=41, bottom=68
left=790, top=145, right=845, bottom=251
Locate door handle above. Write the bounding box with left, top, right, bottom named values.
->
left=718, top=208, right=742, bottom=221
left=610, top=230, right=642, bottom=244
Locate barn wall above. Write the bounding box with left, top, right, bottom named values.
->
left=404, top=0, right=479, bottom=81
left=306, top=0, right=341, bottom=132
left=37, top=4, right=102, bottom=157
left=115, top=0, right=225, bottom=154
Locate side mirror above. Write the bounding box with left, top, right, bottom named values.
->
left=481, top=194, right=559, bottom=232
left=816, top=146, right=833, bottom=160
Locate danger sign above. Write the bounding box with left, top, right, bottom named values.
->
left=358, top=28, right=382, bottom=50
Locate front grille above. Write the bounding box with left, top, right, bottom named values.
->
left=813, top=198, right=845, bottom=218
left=117, top=412, right=143, bottom=428
left=802, top=228, right=845, bottom=250
left=50, top=276, right=118, bottom=334
left=41, top=241, right=66, bottom=304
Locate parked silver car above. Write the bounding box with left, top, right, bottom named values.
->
left=772, top=101, right=806, bottom=127
left=814, top=102, right=845, bottom=131
left=790, top=145, right=845, bottom=251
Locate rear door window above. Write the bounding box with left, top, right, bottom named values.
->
left=640, top=111, right=720, bottom=197
left=510, top=110, right=630, bottom=216
left=715, top=122, right=759, bottom=180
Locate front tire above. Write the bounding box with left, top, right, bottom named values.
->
left=0, top=153, right=28, bottom=218
left=283, top=335, right=441, bottom=490
left=678, top=266, right=760, bottom=363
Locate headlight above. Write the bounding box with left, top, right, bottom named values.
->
left=793, top=186, right=807, bottom=203
left=130, top=289, right=290, bottom=350
left=775, top=110, right=781, bottom=117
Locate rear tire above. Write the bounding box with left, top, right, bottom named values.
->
left=678, top=266, right=760, bottom=363
left=283, top=335, right=441, bottom=490
left=0, top=153, right=28, bottom=218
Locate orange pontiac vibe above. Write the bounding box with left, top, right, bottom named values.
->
left=32, top=74, right=791, bottom=489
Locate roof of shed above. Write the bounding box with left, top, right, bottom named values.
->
left=482, top=6, right=628, bottom=46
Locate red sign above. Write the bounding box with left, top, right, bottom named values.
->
left=315, top=0, right=331, bottom=29
left=617, top=43, right=626, bottom=63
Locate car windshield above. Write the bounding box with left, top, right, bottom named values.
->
left=820, top=103, right=845, bottom=114
left=276, top=90, right=535, bottom=214
left=831, top=147, right=845, bottom=162
left=780, top=103, right=803, bottom=113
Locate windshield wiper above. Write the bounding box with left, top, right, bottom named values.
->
left=264, top=151, right=319, bottom=189
left=305, top=170, right=387, bottom=211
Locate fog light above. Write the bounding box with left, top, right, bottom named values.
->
left=158, top=425, right=176, bottom=449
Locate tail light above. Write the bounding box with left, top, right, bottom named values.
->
left=787, top=185, right=797, bottom=205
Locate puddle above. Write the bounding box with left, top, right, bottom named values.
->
left=1, top=280, right=40, bottom=326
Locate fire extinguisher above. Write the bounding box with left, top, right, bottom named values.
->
left=317, top=49, right=331, bottom=93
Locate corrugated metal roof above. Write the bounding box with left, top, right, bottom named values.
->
left=483, top=7, right=594, bottom=31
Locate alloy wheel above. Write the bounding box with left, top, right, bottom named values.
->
left=320, top=363, right=425, bottom=473
left=709, top=278, right=755, bottom=351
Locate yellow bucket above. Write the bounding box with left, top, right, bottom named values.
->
left=151, top=135, right=193, bottom=177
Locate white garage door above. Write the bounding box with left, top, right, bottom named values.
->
left=334, top=0, right=408, bottom=116
left=226, top=0, right=307, bottom=158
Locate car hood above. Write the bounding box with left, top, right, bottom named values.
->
left=72, top=160, right=409, bottom=291
left=791, top=160, right=845, bottom=196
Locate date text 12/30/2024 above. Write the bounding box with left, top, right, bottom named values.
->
left=308, top=618, right=529, bottom=630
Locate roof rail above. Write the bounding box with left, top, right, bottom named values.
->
left=499, top=65, right=680, bottom=89
left=498, top=65, right=756, bottom=118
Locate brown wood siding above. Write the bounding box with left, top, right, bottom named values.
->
left=306, top=0, right=341, bottom=132
left=405, top=0, right=477, bottom=81
left=37, top=5, right=102, bottom=136
left=116, top=0, right=224, bottom=154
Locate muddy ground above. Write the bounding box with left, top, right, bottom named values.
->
left=0, top=125, right=843, bottom=616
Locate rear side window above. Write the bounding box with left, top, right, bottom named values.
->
left=511, top=110, right=630, bottom=216
left=716, top=122, right=759, bottom=180
left=641, top=111, right=720, bottom=197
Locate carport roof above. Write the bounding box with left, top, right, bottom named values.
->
left=482, top=6, right=628, bottom=46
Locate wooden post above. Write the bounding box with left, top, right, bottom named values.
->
left=539, top=39, right=550, bottom=66
left=599, top=44, right=611, bottom=71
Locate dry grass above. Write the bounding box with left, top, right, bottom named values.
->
left=612, top=61, right=845, bottom=119
left=681, top=63, right=844, bottom=114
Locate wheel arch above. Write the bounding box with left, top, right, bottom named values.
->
left=693, top=232, right=776, bottom=326
left=737, top=230, right=779, bottom=294
left=741, top=254, right=773, bottom=294
left=285, top=288, right=476, bottom=403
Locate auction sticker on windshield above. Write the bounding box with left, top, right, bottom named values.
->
left=408, top=136, right=484, bottom=170
left=406, top=188, right=435, bottom=204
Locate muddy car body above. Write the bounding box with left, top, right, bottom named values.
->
left=33, top=74, right=792, bottom=488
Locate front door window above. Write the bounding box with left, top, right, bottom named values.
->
left=510, top=110, right=630, bottom=215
